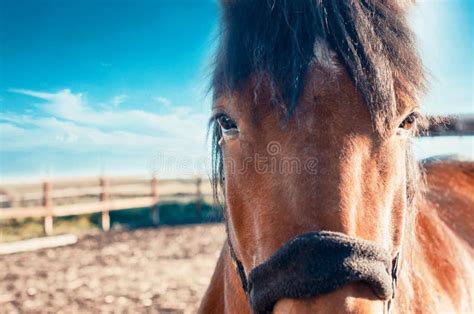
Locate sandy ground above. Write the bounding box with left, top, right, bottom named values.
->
left=0, top=224, right=225, bottom=314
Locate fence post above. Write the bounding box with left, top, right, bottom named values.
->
left=43, top=181, right=53, bottom=236
left=100, top=177, right=110, bottom=231
left=7, top=193, right=16, bottom=208
left=195, top=177, right=202, bottom=220
left=150, top=176, right=159, bottom=225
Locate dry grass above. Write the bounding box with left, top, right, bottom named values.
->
left=0, top=216, right=98, bottom=243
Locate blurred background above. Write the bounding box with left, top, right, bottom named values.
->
left=0, top=0, right=472, bottom=312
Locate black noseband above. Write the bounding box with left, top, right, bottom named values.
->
left=228, top=231, right=398, bottom=314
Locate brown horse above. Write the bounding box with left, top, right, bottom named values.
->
left=200, top=1, right=474, bottom=313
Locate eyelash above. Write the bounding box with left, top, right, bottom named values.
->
left=213, top=113, right=239, bottom=136
left=399, top=112, right=419, bottom=131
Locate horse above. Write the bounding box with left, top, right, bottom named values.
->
left=199, top=1, right=474, bottom=313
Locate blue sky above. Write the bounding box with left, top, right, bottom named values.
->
left=0, top=0, right=473, bottom=180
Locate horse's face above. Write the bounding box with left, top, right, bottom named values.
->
left=213, top=59, right=417, bottom=312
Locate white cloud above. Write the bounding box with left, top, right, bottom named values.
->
left=154, top=96, right=172, bottom=107
left=111, top=94, right=127, bottom=108
left=8, top=88, right=87, bottom=122
left=1, top=89, right=209, bottom=155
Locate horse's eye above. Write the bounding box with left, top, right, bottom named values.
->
left=399, top=112, right=417, bottom=131
left=217, top=114, right=238, bottom=134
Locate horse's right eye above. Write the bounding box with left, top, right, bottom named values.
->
left=399, top=112, right=417, bottom=131
left=217, top=114, right=238, bottom=134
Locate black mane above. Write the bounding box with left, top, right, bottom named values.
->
left=212, top=0, right=424, bottom=132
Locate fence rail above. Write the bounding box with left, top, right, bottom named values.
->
left=0, top=177, right=212, bottom=236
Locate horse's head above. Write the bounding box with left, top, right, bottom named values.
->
left=210, top=1, right=424, bottom=313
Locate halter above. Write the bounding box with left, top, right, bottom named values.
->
left=226, top=225, right=400, bottom=314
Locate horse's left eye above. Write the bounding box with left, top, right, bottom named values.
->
left=399, top=112, right=417, bottom=131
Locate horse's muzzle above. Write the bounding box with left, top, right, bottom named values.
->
left=245, top=231, right=394, bottom=314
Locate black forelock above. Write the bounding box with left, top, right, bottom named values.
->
left=212, top=0, right=424, bottom=132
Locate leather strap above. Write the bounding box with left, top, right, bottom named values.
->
left=227, top=236, right=250, bottom=294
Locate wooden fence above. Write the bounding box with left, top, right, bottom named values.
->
left=0, top=177, right=212, bottom=236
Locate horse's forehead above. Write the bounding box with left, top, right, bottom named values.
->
left=213, top=38, right=347, bottom=110
left=311, top=37, right=342, bottom=75
left=213, top=61, right=348, bottom=120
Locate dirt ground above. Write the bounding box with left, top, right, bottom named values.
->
left=0, top=224, right=225, bottom=314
